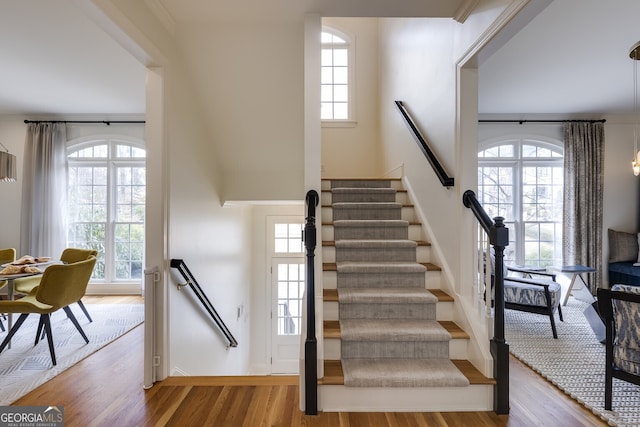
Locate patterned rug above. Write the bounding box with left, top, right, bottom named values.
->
left=0, top=303, right=143, bottom=405
left=505, top=300, right=640, bottom=427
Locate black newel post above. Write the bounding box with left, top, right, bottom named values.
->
left=304, top=190, right=319, bottom=415
left=490, top=216, right=510, bottom=415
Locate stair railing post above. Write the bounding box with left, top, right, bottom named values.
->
left=304, top=190, right=319, bottom=415
left=489, top=216, right=510, bottom=415
left=463, top=190, right=510, bottom=415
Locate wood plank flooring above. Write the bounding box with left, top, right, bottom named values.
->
left=11, top=297, right=608, bottom=426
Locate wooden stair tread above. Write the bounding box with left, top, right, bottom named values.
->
left=319, top=359, right=495, bottom=386
left=323, top=288, right=339, bottom=301
left=319, top=359, right=344, bottom=385
left=451, top=360, right=497, bottom=385
left=323, top=262, right=441, bottom=272
left=439, top=321, right=469, bottom=339
left=429, top=289, right=454, bottom=302
left=325, top=288, right=452, bottom=303
left=324, top=320, right=341, bottom=338
left=323, top=320, right=468, bottom=340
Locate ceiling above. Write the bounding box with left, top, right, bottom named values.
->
left=0, top=1, right=146, bottom=116
left=478, top=0, right=640, bottom=117
left=0, top=0, right=639, bottom=118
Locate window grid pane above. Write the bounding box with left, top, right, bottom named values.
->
left=274, top=223, right=303, bottom=253
left=478, top=140, right=563, bottom=267
left=67, top=140, right=145, bottom=283
left=277, top=262, right=305, bottom=335
left=321, top=31, right=350, bottom=121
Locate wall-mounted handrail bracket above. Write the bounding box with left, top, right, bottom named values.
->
left=395, top=100, right=454, bottom=188
left=176, top=281, right=190, bottom=290
left=170, top=258, right=238, bottom=348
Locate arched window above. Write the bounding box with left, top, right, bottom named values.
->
left=321, top=27, right=353, bottom=122
left=478, top=138, right=563, bottom=267
left=67, top=136, right=145, bottom=286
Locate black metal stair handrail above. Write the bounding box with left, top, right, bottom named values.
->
left=462, top=190, right=510, bottom=415
left=395, top=100, right=454, bottom=188
left=304, top=189, right=319, bottom=415
left=170, top=258, right=238, bottom=348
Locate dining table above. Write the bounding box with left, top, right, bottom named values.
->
left=0, top=260, right=58, bottom=348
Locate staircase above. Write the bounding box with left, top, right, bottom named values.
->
left=317, top=178, right=494, bottom=412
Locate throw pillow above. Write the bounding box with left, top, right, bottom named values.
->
left=608, top=229, right=639, bottom=262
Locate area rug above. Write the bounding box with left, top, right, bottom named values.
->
left=0, top=303, right=143, bottom=405
left=505, top=300, right=640, bottom=427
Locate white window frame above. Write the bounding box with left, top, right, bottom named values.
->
left=478, top=137, right=564, bottom=267
left=66, top=135, right=145, bottom=294
left=321, top=26, right=356, bottom=127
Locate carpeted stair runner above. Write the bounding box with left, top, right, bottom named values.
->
left=330, top=179, right=469, bottom=388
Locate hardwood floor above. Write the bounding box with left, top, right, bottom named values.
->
left=11, top=297, right=607, bottom=426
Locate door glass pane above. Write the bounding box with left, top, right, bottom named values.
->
left=276, top=262, right=305, bottom=335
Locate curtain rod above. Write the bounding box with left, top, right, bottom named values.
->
left=24, top=120, right=145, bottom=125
left=479, top=119, right=606, bottom=124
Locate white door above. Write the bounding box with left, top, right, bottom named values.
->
left=271, top=258, right=305, bottom=374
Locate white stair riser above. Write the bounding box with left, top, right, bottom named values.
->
left=322, top=270, right=442, bottom=290
left=323, top=300, right=454, bottom=322
left=436, top=301, right=454, bottom=321
left=322, top=245, right=431, bottom=264
left=323, top=338, right=469, bottom=361
left=318, top=384, right=492, bottom=412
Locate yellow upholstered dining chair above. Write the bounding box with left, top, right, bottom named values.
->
left=0, top=256, right=96, bottom=366
left=14, top=248, right=97, bottom=322
left=0, top=247, right=16, bottom=288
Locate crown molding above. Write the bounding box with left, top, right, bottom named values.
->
left=453, top=0, right=480, bottom=23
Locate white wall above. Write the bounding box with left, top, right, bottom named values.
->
left=321, top=18, right=382, bottom=178
left=376, top=0, right=532, bottom=288
left=0, top=116, right=27, bottom=252
left=102, top=0, right=256, bottom=376
left=377, top=17, right=462, bottom=285
left=175, top=21, right=305, bottom=203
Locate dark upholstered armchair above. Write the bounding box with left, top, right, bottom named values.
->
left=503, top=267, right=564, bottom=339
left=488, top=250, right=563, bottom=338
left=597, top=284, right=640, bottom=410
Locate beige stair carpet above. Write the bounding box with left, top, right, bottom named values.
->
left=330, top=179, right=468, bottom=388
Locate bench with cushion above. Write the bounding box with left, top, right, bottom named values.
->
left=608, top=229, right=640, bottom=287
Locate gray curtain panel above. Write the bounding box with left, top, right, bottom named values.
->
left=562, top=122, right=604, bottom=292
left=20, top=122, right=68, bottom=258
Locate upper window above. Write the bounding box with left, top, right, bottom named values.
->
left=478, top=139, right=563, bottom=267
left=321, top=27, right=353, bottom=122
left=67, top=137, right=145, bottom=283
